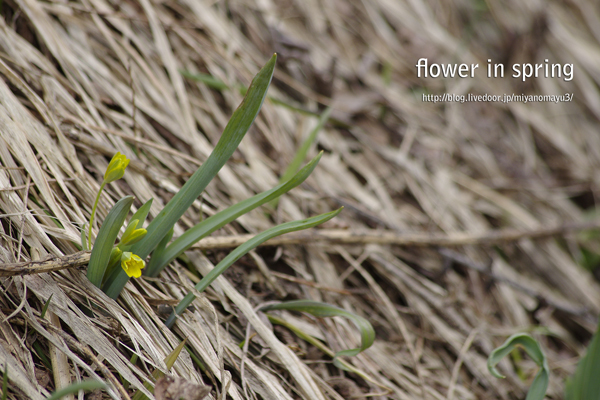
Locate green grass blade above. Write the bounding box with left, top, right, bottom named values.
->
left=487, top=333, right=549, bottom=400
left=165, top=207, right=342, bottom=327
left=261, top=299, right=374, bottom=369
left=269, top=107, right=331, bottom=209
left=131, top=54, right=276, bottom=263
left=87, top=196, right=134, bottom=287
left=33, top=341, right=52, bottom=370
left=281, top=107, right=331, bottom=185
left=145, top=152, right=323, bottom=277
left=46, top=380, right=107, bottom=400
left=40, top=293, right=53, bottom=319
left=179, top=70, right=230, bottom=90
left=181, top=70, right=319, bottom=116
left=565, top=318, right=600, bottom=400
left=130, top=198, right=153, bottom=227
left=101, top=264, right=127, bottom=298
left=1, top=365, right=7, bottom=400
left=266, top=314, right=372, bottom=378
left=145, top=228, right=174, bottom=275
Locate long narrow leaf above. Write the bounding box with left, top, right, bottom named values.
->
left=182, top=70, right=319, bottom=116
left=87, top=196, right=134, bottom=287
left=145, top=228, right=174, bottom=274
left=104, top=55, right=277, bottom=299
left=46, top=380, right=107, bottom=400
left=40, top=293, right=53, bottom=319
left=269, top=107, right=331, bottom=209
left=280, top=107, right=331, bottom=187
left=1, top=365, right=7, bottom=400
left=132, top=54, right=276, bottom=261
left=261, top=300, right=374, bottom=369
left=565, top=318, right=600, bottom=400
left=179, top=70, right=230, bottom=90
left=145, top=152, right=323, bottom=277
left=131, top=198, right=153, bottom=227
left=165, top=208, right=343, bottom=327
left=487, top=333, right=549, bottom=400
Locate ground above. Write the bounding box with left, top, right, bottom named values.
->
left=0, top=0, right=599, bottom=399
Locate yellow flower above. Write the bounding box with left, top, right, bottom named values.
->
left=120, top=219, right=147, bottom=246
left=121, top=252, right=145, bottom=278
left=104, top=152, right=130, bottom=184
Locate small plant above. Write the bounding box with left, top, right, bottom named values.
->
left=81, top=55, right=375, bottom=400
left=488, top=317, right=600, bottom=400
left=487, top=333, right=549, bottom=400
left=85, top=54, right=341, bottom=298
left=84, top=53, right=373, bottom=351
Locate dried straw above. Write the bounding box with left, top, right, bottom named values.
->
left=0, top=0, right=599, bottom=399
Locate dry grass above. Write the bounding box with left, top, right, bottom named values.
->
left=0, top=0, right=599, bottom=399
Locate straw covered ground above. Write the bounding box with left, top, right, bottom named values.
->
left=0, top=0, right=599, bottom=399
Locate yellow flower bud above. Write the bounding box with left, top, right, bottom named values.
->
left=120, top=219, right=147, bottom=246
left=104, top=152, right=130, bottom=184
left=121, top=252, right=145, bottom=278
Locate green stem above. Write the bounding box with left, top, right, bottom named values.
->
left=88, top=181, right=106, bottom=250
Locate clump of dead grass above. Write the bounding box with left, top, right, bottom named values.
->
left=0, top=0, right=599, bottom=399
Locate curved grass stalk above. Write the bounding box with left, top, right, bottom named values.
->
left=487, top=333, right=549, bottom=400
left=261, top=300, right=375, bottom=370
left=165, top=208, right=342, bottom=328
left=266, top=314, right=383, bottom=386
left=46, top=380, right=107, bottom=400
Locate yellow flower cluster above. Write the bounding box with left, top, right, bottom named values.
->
left=121, top=252, right=145, bottom=278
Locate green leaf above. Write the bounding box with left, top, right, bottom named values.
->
left=281, top=107, right=331, bottom=187
left=269, top=107, right=331, bottom=209
left=261, top=300, right=375, bottom=369
left=565, top=318, right=600, bottom=400
left=145, top=152, right=323, bottom=277
left=487, top=333, right=549, bottom=400
left=146, top=228, right=174, bottom=274
left=46, top=380, right=107, bottom=400
left=130, top=198, right=153, bottom=227
left=181, top=70, right=318, bottom=116
left=87, top=196, right=134, bottom=287
left=100, top=264, right=127, bottom=298
left=105, top=55, right=277, bottom=299
left=165, top=207, right=342, bottom=328
left=179, top=70, right=230, bottom=90
left=40, top=293, right=53, bottom=319
left=132, top=54, right=276, bottom=261
left=1, top=365, right=7, bottom=400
